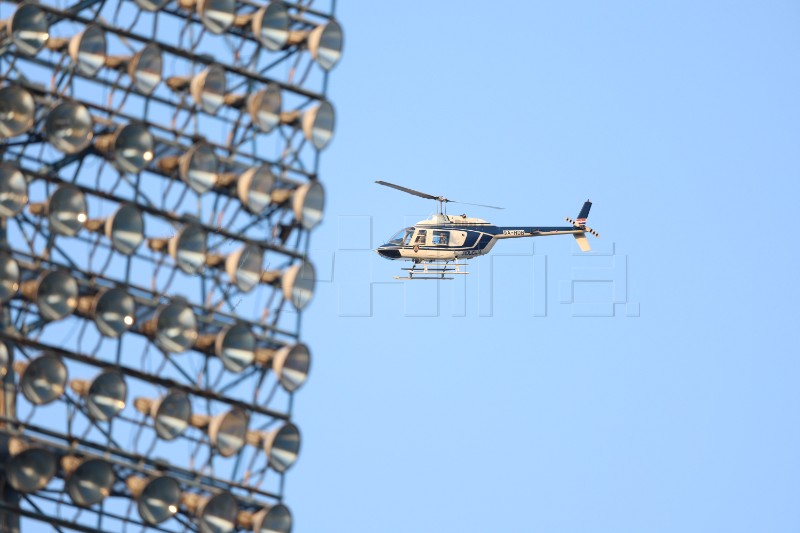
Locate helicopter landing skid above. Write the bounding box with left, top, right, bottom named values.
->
left=393, top=262, right=469, bottom=280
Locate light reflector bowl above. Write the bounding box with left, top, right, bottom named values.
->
left=152, top=391, right=192, bottom=440
left=253, top=2, right=289, bottom=51
left=253, top=504, right=292, bottom=533
left=215, top=324, right=255, bottom=373
left=84, top=371, right=127, bottom=421
left=265, top=423, right=300, bottom=473
left=19, top=353, right=67, bottom=405
left=281, top=262, right=315, bottom=311
left=0, top=163, right=28, bottom=217
left=48, top=185, right=88, bottom=236
left=106, top=204, right=145, bottom=255
left=0, top=253, right=20, bottom=304
left=272, top=343, right=310, bottom=392
left=107, top=123, right=154, bottom=173
left=224, top=244, right=263, bottom=293
left=0, top=85, right=35, bottom=138
left=236, top=166, right=275, bottom=215
left=169, top=225, right=207, bottom=274
left=190, top=65, right=226, bottom=114
left=208, top=408, right=249, bottom=457
left=128, top=43, right=163, bottom=95
left=292, top=181, right=324, bottom=230
left=68, top=24, right=107, bottom=77
left=8, top=3, right=49, bottom=56
left=29, top=269, right=79, bottom=321
left=45, top=101, right=93, bottom=154
left=149, top=302, right=198, bottom=353
left=130, top=476, right=181, bottom=525
left=66, top=457, right=115, bottom=507
left=179, top=143, right=219, bottom=194
left=301, top=101, right=335, bottom=150
left=7, top=446, right=57, bottom=493
left=247, top=84, right=282, bottom=133
left=308, top=19, right=344, bottom=71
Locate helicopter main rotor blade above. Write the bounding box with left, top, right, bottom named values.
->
left=375, top=180, right=444, bottom=202
left=449, top=200, right=505, bottom=210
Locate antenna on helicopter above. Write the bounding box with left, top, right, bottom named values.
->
left=375, top=180, right=504, bottom=214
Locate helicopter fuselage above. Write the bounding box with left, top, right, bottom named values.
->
left=376, top=213, right=585, bottom=262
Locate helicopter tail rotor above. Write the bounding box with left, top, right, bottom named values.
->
left=565, top=199, right=600, bottom=238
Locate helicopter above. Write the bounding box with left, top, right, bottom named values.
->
left=374, top=180, right=600, bottom=279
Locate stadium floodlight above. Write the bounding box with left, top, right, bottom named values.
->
left=0, top=253, right=21, bottom=303
left=279, top=101, right=335, bottom=150
left=261, top=261, right=315, bottom=311
left=246, top=422, right=300, bottom=473
left=44, top=101, right=94, bottom=154
left=292, top=181, right=324, bottom=230
left=20, top=269, right=79, bottom=321
left=14, top=353, right=68, bottom=405
left=250, top=1, right=289, bottom=51
left=305, top=19, right=344, bottom=71
left=46, top=24, right=107, bottom=76
left=148, top=224, right=208, bottom=274
left=157, top=142, right=220, bottom=194
left=70, top=370, right=127, bottom=421
left=283, top=19, right=343, bottom=71
left=195, top=323, right=256, bottom=373
left=2, top=3, right=50, bottom=56
left=76, top=287, right=136, bottom=337
left=28, top=185, right=88, bottom=236
left=271, top=343, right=311, bottom=392
left=224, top=84, right=282, bottom=133
left=126, top=475, right=181, bottom=525
left=6, top=438, right=57, bottom=493
left=238, top=504, right=293, bottom=533
left=182, top=491, right=239, bottom=533
left=203, top=244, right=263, bottom=293
left=167, top=65, right=227, bottom=114
left=83, top=204, right=145, bottom=255
left=104, top=42, right=164, bottom=95
left=61, top=456, right=116, bottom=507
left=142, top=301, right=199, bottom=353
left=0, top=85, right=35, bottom=138
left=0, top=163, right=29, bottom=217
left=191, top=407, right=249, bottom=457
left=229, top=165, right=276, bottom=215
left=134, top=391, right=192, bottom=440
left=94, top=123, right=155, bottom=174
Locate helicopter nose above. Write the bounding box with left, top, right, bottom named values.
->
left=376, top=245, right=401, bottom=259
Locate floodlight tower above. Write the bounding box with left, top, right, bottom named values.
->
left=0, top=0, right=341, bottom=531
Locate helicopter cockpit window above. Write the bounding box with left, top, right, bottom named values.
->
left=388, top=228, right=414, bottom=245
left=432, top=231, right=449, bottom=245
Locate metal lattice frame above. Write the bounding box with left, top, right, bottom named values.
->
left=0, top=0, right=339, bottom=530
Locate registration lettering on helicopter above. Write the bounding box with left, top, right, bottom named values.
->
left=502, top=230, right=525, bottom=235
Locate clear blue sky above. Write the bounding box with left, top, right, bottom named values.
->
left=292, top=1, right=800, bottom=532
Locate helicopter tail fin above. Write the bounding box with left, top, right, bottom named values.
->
left=575, top=199, right=591, bottom=226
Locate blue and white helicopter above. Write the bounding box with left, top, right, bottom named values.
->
left=375, top=181, right=600, bottom=279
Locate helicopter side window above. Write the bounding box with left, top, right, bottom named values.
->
left=432, top=231, right=449, bottom=246
left=414, top=230, right=427, bottom=245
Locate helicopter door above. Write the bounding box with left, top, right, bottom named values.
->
left=412, top=229, right=428, bottom=246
